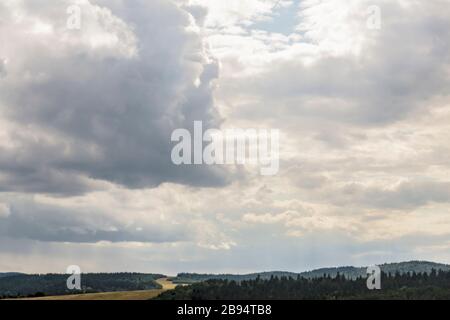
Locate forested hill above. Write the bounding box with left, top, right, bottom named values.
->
left=0, top=273, right=24, bottom=279
left=174, top=261, right=450, bottom=283
left=158, top=269, right=450, bottom=300
left=300, top=261, right=450, bottom=279
left=0, top=273, right=165, bottom=298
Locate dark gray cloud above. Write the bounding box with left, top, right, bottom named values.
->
left=0, top=0, right=228, bottom=195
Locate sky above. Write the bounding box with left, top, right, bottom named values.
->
left=0, top=0, right=450, bottom=275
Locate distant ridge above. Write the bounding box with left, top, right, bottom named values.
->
left=299, top=261, right=450, bottom=280
left=0, top=273, right=24, bottom=279
left=174, top=261, right=450, bottom=283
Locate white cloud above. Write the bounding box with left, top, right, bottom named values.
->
left=190, top=0, right=282, bottom=27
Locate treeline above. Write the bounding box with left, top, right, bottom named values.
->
left=174, top=272, right=299, bottom=284
left=0, top=273, right=164, bottom=299
left=157, top=269, right=450, bottom=300
left=173, top=261, right=450, bottom=284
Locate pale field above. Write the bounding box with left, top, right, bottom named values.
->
left=18, top=277, right=177, bottom=301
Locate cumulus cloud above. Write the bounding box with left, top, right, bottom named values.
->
left=0, top=0, right=228, bottom=195
left=190, top=0, right=283, bottom=28
left=218, top=0, right=450, bottom=127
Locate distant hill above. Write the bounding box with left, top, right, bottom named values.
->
left=173, top=261, right=450, bottom=283
left=174, top=271, right=298, bottom=284
left=0, top=273, right=165, bottom=298
left=297, top=261, right=450, bottom=279
left=0, top=273, right=24, bottom=279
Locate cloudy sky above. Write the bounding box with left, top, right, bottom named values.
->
left=1, top=0, right=450, bottom=274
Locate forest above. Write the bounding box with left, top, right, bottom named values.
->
left=157, top=269, right=450, bottom=300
